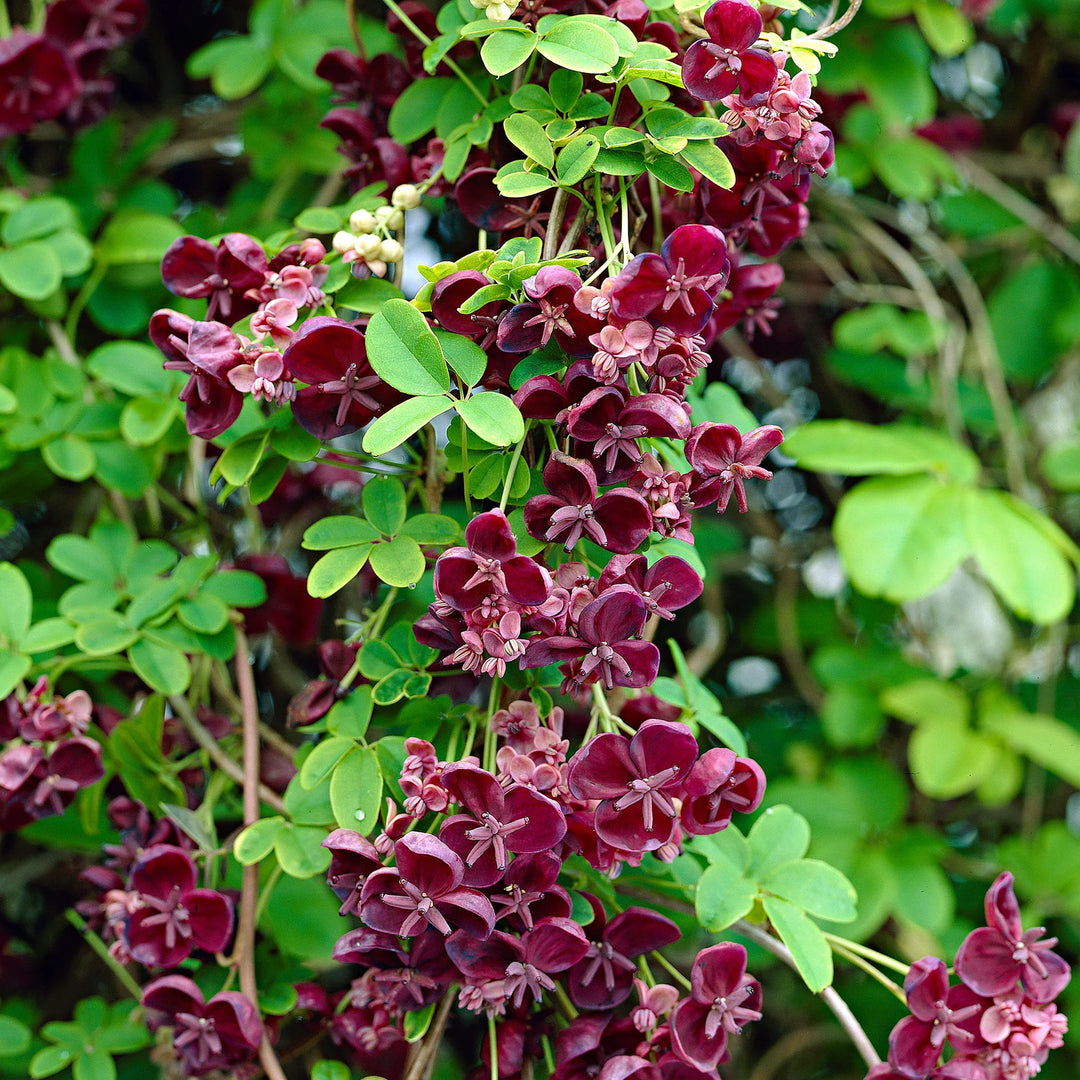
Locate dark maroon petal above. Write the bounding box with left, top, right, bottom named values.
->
left=186, top=889, right=235, bottom=953
left=579, top=586, right=647, bottom=645
left=683, top=748, right=736, bottom=798
left=983, top=872, right=1022, bottom=938
left=888, top=1015, right=940, bottom=1077
left=455, top=168, right=526, bottom=232
left=282, top=316, right=366, bottom=385
left=629, top=720, right=698, bottom=782
left=497, top=303, right=547, bottom=354
left=205, top=991, right=264, bottom=1050
left=394, top=831, right=464, bottom=896
left=44, top=737, right=104, bottom=786
left=691, top=942, right=747, bottom=1002
left=595, top=794, right=678, bottom=851
left=502, top=786, right=567, bottom=852
left=0, top=744, right=42, bottom=790
left=685, top=423, right=742, bottom=475
left=291, top=387, right=369, bottom=440
left=681, top=40, right=738, bottom=102
left=702, top=0, right=763, bottom=51
left=661, top=224, right=729, bottom=283
left=438, top=886, right=497, bottom=939
left=567, top=733, right=635, bottom=801
left=567, top=386, right=625, bottom=442
left=186, top=321, right=241, bottom=380
left=126, top=908, right=193, bottom=968
left=181, top=376, right=242, bottom=439
left=161, top=235, right=216, bottom=297
left=669, top=999, right=729, bottom=1071
left=621, top=395, right=693, bottom=440
left=439, top=815, right=504, bottom=888
left=1023, top=945, right=1071, bottom=1003
left=217, top=232, right=268, bottom=289
left=739, top=425, right=785, bottom=467
left=524, top=917, right=590, bottom=972
left=142, top=974, right=204, bottom=1017
left=503, top=555, right=553, bottom=608
left=465, top=509, right=517, bottom=561
left=333, top=927, right=406, bottom=966
left=736, top=48, right=779, bottom=102
left=442, top=762, right=505, bottom=819
left=514, top=375, right=568, bottom=420
left=607, top=253, right=671, bottom=322
left=591, top=491, right=654, bottom=554
left=904, top=957, right=951, bottom=1021
left=611, top=641, right=661, bottom=688
left=955, top=927, right=1020, bottom=998
left=605, top=908, right=681, bottom=959
left=520, top=635, right=589, bottom=669
left=446, top=929, right=521, bottom=981
left=149, top=308, right=195, bottom=365
left=131, top=845, right=197, bottom=900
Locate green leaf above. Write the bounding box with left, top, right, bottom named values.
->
left=362, top=395, right=450, bottom=456
left=913, top=0, right=974, bottom=56
left=0, top=1014, right=32, bottom=1056
left=74, top=614, right=139, bottom=656
left=373, top=668, right=412, bottom=705
left=389, top=78, right=457, bottom=142
left=334, top=275, right=406, bottom=314
left=366, top=300, right=451, bottom=396
left=330, top=745, right=383, bottom=832
left=85, top=341, right=175, bottom=397
left=362, top=476, right=408, bottom=536
left=2, top=197, right=77, bottom=244
left=360, top=639, right=402, bottom=679
left=1040, top=440, right=1080, bottom=492
left=312, top=1061, right=352, bottom=1080
left=41, top=435, right=96, bottom=482
left=435, top=330, right=488, bottom=387
left=73, top=1047, right=116, bottom=1080
left=0, top=563, right=32, bottom=646
left=29, top=1045, right=75, bottom=1079
left=368, top=536, right=426, bottom=587
left=404, top=1000, right=437, bottom=1043
left=44, top=229, right=93, bottom=276
left=307, top=545, right=373, bottom=598
left=120, top=397, right=178, bottom=446
left=980, top=707, right=1080, bottom=790
left=454, top=393, right=525, bottom=446
left=537, top=18, right=619, bottom=73
left=400, top=514, right=460, bottom=545
left=188, top=35, right=273, bottom=98
left=645, top=154, right=694, bottom=192
left=880, top=678, right=969, bottom=726
left=17, top=617, right=75, bottom=653
left=834, top=476, right=971, bottom=602
left=762, top=895, right=833, bottom=993
left=0, top=241, right=63, bottom=301
left=96, top=211, right=184, bottom=264
left=129, top=638, right=191, bottom=695
left=300, top=736, right=358, bottom=790
left=200, top=569, right=267, bottom=609
left=549, top=68, right=584, bottom=112
left=326, top=687, right=373, bottom=740
left=908, top=713, right=998, bottom=799
left=963, top=488, right=1076, bottom=624
left=695, top=865, right=757, bottom=931
left=556, top=133, right=601, bottom=185
left=177, top=593, right=230, bottom=635
left=784, top=420, right=978, bottom=481
left=274, top=823, right=332, bottom=878
left=504, top=113, right=555, bottom=169
left=679, top=141, right=735, bottom=189
left=761, top=860, right=858, bottom=922
left=213, top=430, right=270, bottom=487
left=303, top=516, right=382, bottom=550
left=748, top=805, right=811, bottom=878
left=496, top=170, right=556, bottom=198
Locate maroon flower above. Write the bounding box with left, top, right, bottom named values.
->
left=491, top=852, right=572, bottom=931
left=324, top=828, right=383, bottom=916
left=455, top=167, right=556, bottom=238
left=438, top=763, right=567, bottom=887
left=142, top=975, right=262, bottom=1077
left=282, top=316, right=401, bottom=439
left=567, top=897, right=681, bottom=1009
left=955, top=872, right=1071, bottom=1004
left=524, top=454, right=653, bottom=555
left=0, top=30, right=79, bottom=137
left=431, top=270, right=504, bottom=338
left=521, top=586, right=660, bottom=692
left=607, top=225, right=730, bottom=337
left=498, top=268, right=604, bottom=357
left=679, top=748, right=766, bottom=835
left=567, top=719, right=697, bottom=852
left=434, top=509, right=550, bottom=613
left=709, top=260, right=784, bottom=340
left=670, top=942, right=762, bottom=1071
left=125, top=845, right=234, bottom=968
left=681, top=1, right=777, bottom=104
left=597, top=554, right=703, bottom=621
left=685, top=422, right=783, bottom=512
left=45, top=0, right=147, bottom=52
left=160, top=233, right=267, bottom=325
left=360, top=831, right=495, bottom=939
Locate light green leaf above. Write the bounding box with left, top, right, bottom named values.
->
left=300, top=736, right=359, bottom=790
left=177, top=593, right=230, bottom=635
left=679, top=141, right=734, bottom=189
left=388, top=78, right=456, bottom=143
left=366, top=300, right=450, bottom=396
left=504, top=113, right=555, bottom=169
left=435, top=330, right=488, bottom=387
left=307, top=545, right=373, bottom=598
left=20, top=617, right=76, bottom=653
left=454, top=393, right=525, bottom=446
left=908, top=713, right=997, bottom=799
left=74, top=615, right=139, bottom=656
left=362, top=476, right=408, bottom=536
left=760, top=859, right=858, bottom=923
left=481, top=28, right=537, bottom=76
left=695, top=865, right=756, bottom=931
left=326, top=687, right=373, bottom=740
left=200, top=569, right=267, bottom=609
left=274, top=823, right=332, bottom=878
left=645, top=154, right=695, bottom=192
left=362, top=395, right=450, bottom=456
left=748, top=805, right=810, bottom=878
left=73, top=1047, right=116, bottom=1080
left=29, top=1045, right=75, bottom=1079
left=496, top=170, right=557, bottom=198
left=537, top=18, right=619, bottom=73
left=2, top=197, right=77, bottom=244
left=556, top=132, right=601, bottom=185
left=834, top=475, right=970, bottom=601
left=42, top=436, right=96, bottom=481
left=120, top=397, right=178, bottom=446
left=368, top=536, right=426, bottom=587
left=0, top=563, right=32, bottom=646
left=86, top=341, right=175, bottom=397
left=1040, top=440, right=1080, bottom=492
left=980, top=707, right=1080, bottom=790
left=879, top=678, right=969, bottom=726
left=0, top=241, right=63, bottom=301
left=312, top=1061, right=351, bottom=1080
left=329, top=745, right=383, bottom=833
left=913, top=0, right=974, bottom=56
left=762, top=895, right=833, bottom=993
left=303, top=516, right=382, bottom=550
left=97, top=211, right=184, bottom=264
left=129, top=638, right=191, bottom=695
left=400, top=514, right=460, bottom=545
left=0, top=1014, right=31, bottom=1056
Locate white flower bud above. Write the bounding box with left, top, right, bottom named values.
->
left=380, top=238, right=405, bottom=263
left=355, top=233, right=383, bottom=259
left=349, top=209, right=377, bottom=233
left=391, top=184, right=422, bottom=210
left=331, top=230, right=356, bottom=254
left=367, top=259, right=388, bottom=278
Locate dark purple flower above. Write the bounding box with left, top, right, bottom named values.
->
left=681, top=1, right=777, bottom=104
left=607, top=225, right=730, bottom=336
left=320, top=106, right=413, bottom=193
left=433, top=509, right=551, bottom=613
left=431, top=270, right=504, bottom=338
left=597, top=554, right=703, bottom=621
left=568, top=387, right=692, bottom=483
left=679, top=748, right=766, bottom=835
left=438, top=763, right=567, bottom=887
left=567, top=897, right=681, bottom=1009
left=125, top=845, right=234, bottom=968
left=685, top=422, right=783, bottom=512
left=955, top=872, right=1071, bottom=1004
left=160, top=233, right=267, bottom=325
left=498, top=268, right=604, bottom=357
left=324, top=828, right=382, bottom=916
left=567, top=719, right=697, bottom=852
left=523, top=454, right=654, bottom=555
left=521, top=585, right=660, bottom=692
left=670, top=942, right=762, bottom=1071
left=45, top=0, right=147, bottom=52
left=455, top=167, right=556, bottom=238
left=360, top=831, right=495, bottom=939
left=491, top=852, right=572, bottom=931
left=0, top=30, right=79, bottom=137
left=709, top=260, right=784, bottom=340
left=282, top=316, right=401, bottom=439
left=142, top=975, right=263, bottom=1077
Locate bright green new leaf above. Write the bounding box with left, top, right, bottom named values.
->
left=363, top=396, right=450, bottom=456
left=366, top=300, right=450, bottom=396
left=0, top=563, right=31, bottom=646
left=695, top=864, right=756, bottom=932
left=537, top=18, right=619, bottom=73
left=760, top=859, right=858, bottom=923
left=74, top=615, right=139, bottom=656
left=496, top=171, right=556, bottom=198
left=747, top=805, right=811, bottom=879
left=1040, top=440, right=1080, bottom=492
left=763, top=895, right=833, bottom=992
left=303, top=516, right=382, bottom=551
left=326, top=687, right=373, bottom=740
left=557, top=133, right=601, bottom=185
left=435, top=330, right=488, bottom=387
left=0, top=1014, right=32, bottom=1056
left=645, top=154, right=694, bottom=192
left=908, top=713, right=997, bottom=799
left=879, top=678, right=970, bottom=727
left=834, top=475, right=970, bottom=601
left=20, top=618, right=77, bottom=653
left=980, top=708, right=1080, bottom=790
left=362, top=476, right=408, bottom=536
left=234, top=816, right=286, bottom=864
left=679, top=141, right=734, bottom=189
left=401, top=514, right=460, bottom=544
left=0, top=241, right=63, bottom=301
left=307, top=545, right=373, bottom=598
left=481, top=28, right=537, bottom=76
left=329, top=745, right=383, bottom=833
left=454, top=393, right=525, bottom=446
left=274, top=823, right=332, bottom=878
left=368, top=536, right=426, bottom=587
left=504, top=113, right=555, bottom=169
left=97, top=211, right=184, bottom=264
left=300, top=736, right=358, bottom=790
left=129, top=638, right=191, bottom=695
left=213, top=430, right=270, bottom=487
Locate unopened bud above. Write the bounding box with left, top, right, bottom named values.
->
left=379, top=238, right=404, bottom=263
left=391, top=184, right=422, bottom=210
left=331, top=230, right=356, bottom=254
left=376, top=205, right=405, bottom=230
left=367, top=259, right=388, bottom=278
left=354, top=233, right=383, bottom=259
left=349, top=208, right=377, bottom=233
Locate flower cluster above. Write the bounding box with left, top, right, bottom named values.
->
left=866, top=873, right=1069, bottom=1080
left=0, top=677, right=104, bottom=831
left=0, top=0, right=146, bottom=137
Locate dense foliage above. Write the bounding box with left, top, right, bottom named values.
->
left=1, top=1, right=1079, bottom=1079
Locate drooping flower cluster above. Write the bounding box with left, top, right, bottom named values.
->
left=0, top=677, right=104, bottom=831
left=0, top=0, right=147, bottom=137
left=866, top=873, right=1069, bottom=1080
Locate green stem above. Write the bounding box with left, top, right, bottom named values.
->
left=64, top=263, right=107, bottom=342
left=489, top=1014, right=499, bottom=1080
left=460, top=414, right=473, bottom=515
left=253, top=863, right=283, bottom=927
left=651, top=950, right=692, bottom=992
left=620, top=180, right=632, bottom=261
left=592, top=174, right=619, bottom=269
left=499, top=431, right=528, bottom=512
left=67, top=911, right=144, bottom=1000
left=382, top=0, right=488, bottom=106
left=830, top=941, right=907, bottom=1004
left=0, top=3, right=11, bottom=36
left=821, top=933, right=911, bottom=977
